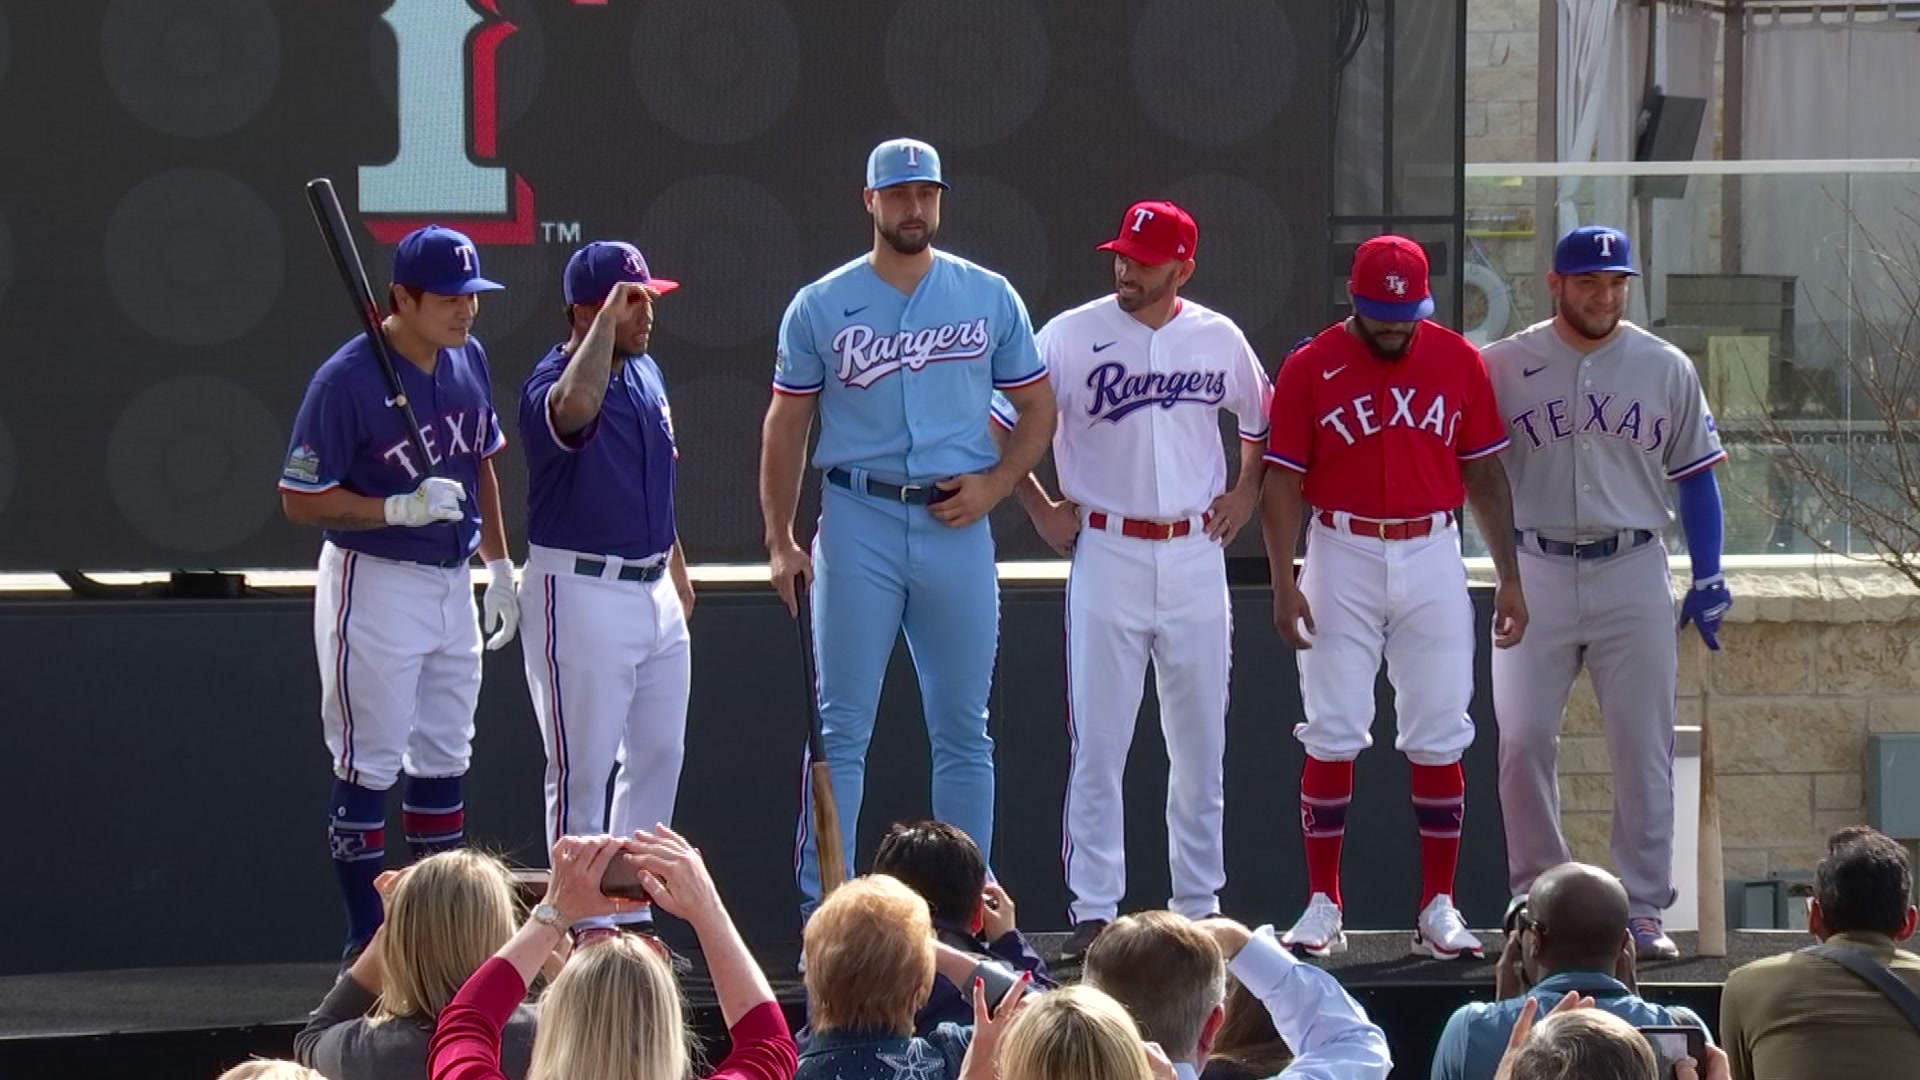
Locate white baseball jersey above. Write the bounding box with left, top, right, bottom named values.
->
left=995, top=294, right=1272, bottom=923
left=1483, top=319, right=1725, bottom=536
left=995, top=295, right=1272, bottom=520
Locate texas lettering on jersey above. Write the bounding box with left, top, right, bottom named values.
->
left=1318, top=386, right=1464, bottom=447
left=1086, top=362, right=1228, bottom=423
left=1510, top=393, right=1670, bottom=454
left=381, top=408, right=497, bottom=481
left=832, top=318, right=991, bottom=388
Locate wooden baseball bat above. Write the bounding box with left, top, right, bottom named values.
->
left=796, top=574, right=847, bottom=894
left=1696, top=647, right=1727, bottom=957
left=303, top=177, right=436, bottom=477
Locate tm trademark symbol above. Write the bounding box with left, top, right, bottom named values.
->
left=541, top=221, right=582, bottom=244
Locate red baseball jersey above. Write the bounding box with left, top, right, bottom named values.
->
left=1265, top=321, right=1508, bottom=518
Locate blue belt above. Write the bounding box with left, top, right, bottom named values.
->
left=826, top=467, right=953, bottom=505
left=1519, top=529, right=1656, bottom=560
left=572, top=556, right=666, bottom=582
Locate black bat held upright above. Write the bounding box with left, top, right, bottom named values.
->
left=303, top=177, right=435, bottom=476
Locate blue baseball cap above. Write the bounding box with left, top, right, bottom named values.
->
left=866, top=137, right=947, bottom=190
left=391, top=225, right=505, bottom=295
left=1555, top=225, right=1640, bottom=276
left=563, top=241, right=680, bottom=306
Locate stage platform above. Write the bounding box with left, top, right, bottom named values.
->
left=0, top=928, right=1809, bottom=1079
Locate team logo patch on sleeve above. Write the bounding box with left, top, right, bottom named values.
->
left=284, top=444, right=321, bottom=484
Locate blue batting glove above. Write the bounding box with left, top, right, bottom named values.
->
left=1679, top=573, right=1732, bottom=651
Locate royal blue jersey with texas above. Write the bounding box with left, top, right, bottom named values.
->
left=773, top=250, right=1046, bottom=481
left=280, top=333, right=506, bottom=565
left=519, top=346, right=678, bottom=559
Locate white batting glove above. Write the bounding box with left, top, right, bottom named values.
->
left=483, top=559, right=520, bottom=650
left=384, top=477, right=466, bottom=528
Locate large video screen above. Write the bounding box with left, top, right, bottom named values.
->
left=0, top=0, right=1335, bottom=569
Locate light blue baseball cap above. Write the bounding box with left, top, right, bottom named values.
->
left=866, top=138, right=947, bottom=190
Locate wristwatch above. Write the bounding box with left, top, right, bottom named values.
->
left=533, top=901, right=570, bottom=933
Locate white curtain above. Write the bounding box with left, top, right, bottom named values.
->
left=1743, top=20, right=1920, bottom=386
left=1556, top=0, right=1652, bottom=322
left=1643, top=8, right=1720, bottom=323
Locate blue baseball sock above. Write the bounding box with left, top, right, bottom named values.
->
left=403, top=774, right=465, bottom=857
left=328, top=779, right=387, bottom=950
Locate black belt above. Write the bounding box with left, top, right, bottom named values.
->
left=1520, top=529, right=1655, bottom=560
left=572, top=556, right=666, bottom=582
left=826, top=467, right=953, bottom=505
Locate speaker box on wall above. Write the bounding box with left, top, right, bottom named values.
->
left=1, top=0, right=1334, bottom=569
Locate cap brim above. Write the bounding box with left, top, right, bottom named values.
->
left=433, top=277, right=506, bottom=295
left=1097, top=237, right=1179, bottom=266
left=1555, top=263, right=1641, bottom=277
left=1352, top=295, right=1434, bottom=322
left=869, top=176, right=949, bottom=190
left=643, top=278, right=681, bottom=295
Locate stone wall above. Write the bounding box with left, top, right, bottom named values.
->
left=1556, top=567, right=1920, bottom=888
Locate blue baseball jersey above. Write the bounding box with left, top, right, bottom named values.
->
left=519, top=346, right=679, bottom=559
left=773, top=250, right=1046, bottom=481
left=280, top=333, right=506, bottom=564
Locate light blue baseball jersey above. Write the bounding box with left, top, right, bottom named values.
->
left=773, top=250, right=1046, bottom=481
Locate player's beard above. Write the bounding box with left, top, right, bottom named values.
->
left=879, top=217, right=937, bottom=256
left=1561, top=308, right=1621, bottom=341
left=1352, top=318, right=1413, bottom=360
left=1115, top=272, right=1175, bottom=314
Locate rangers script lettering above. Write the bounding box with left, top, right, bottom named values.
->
left=1087, top=363, right=1228, bottom=422
left=1317, top=387, right=1462, bottom=446
left=831, top=318, right=992, bottom=388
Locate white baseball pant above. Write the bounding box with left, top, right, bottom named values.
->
left=1494, top=534, right=1679, bottom=917
left=1293, top=515, right=1476, bottom=765
left=1063, top=515, right=1230, bottom=924
left=315, top=541, right=481, bottom=791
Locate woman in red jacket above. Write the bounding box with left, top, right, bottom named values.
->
left=430, top=828, right=798, bottom=1080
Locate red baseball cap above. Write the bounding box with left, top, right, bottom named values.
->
left=1097, top=200, right=1197, bottom=266
left=1349, top=235, right=1435, bottom=322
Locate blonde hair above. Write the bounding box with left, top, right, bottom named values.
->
left=216, top=1062, right=325, bottom=1080
left=1001, top=986, right=1155, bottom=1080
left=803, top=875, right=936, bottom=1035
left=373, top=849, right=519, bottom=1022
left=529, top=934, right=690, bottom=1080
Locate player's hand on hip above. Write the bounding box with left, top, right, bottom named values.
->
left=675, top=579, right=696, bottom=619
left=483, top=559, right=520, bottom=650
left=768, top=540, right=813, bottom=617
left=1492, top=576, right=1528, bottom=649
left=384, top=477, right=466, bottom=527
left=932, top=472, right=1012, bottom=528
left=1679, top=574, right=1732, bottom=650
left=1035, top=499, right=1080, bottom=556
left=1205, top=486, right=1257, bottom=545
left=1272, top=581, right=1315, bottom=650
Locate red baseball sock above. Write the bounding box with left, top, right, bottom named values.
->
left=1411, top=761, right=1466, bottom=909
left=1301, top=756, right=1354, bottom=907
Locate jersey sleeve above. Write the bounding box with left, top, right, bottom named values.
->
left=522, top=360, right=598, bottom=454
left=990, top=283, right=1048, bottom=389
left=472, top=341, right=508, bottom=458
left=1663, top=353, right=1728, bottom=480
left=773, top=290, right=826, bottom=395
left=279, top=378, right=359, bottom=494
left=989, top=391, right=1018, bottom=432
left=1456, top=346, right=1511, bottom=461
left=1227, top=327, right=1275, bottom=443
left=1263, top=348, right=1316, bottom=474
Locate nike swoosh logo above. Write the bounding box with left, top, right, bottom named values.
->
left=1321, top=366, right=1346, bottom=380
left=843, top=306, right=868, bottom=317
left=1092, top=341, right=1117, bottom=353
left=384, top=395, right=401, bottom=407
left=1523, top=365, right=1548, bottom=377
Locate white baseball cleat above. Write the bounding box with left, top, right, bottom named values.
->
left=1282, top=893, right=1348, bottom=957
left=1412, top=894, right=1485, bottom=960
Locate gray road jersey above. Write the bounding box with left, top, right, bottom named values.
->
left=1482, top=319, right=1724, bottom=536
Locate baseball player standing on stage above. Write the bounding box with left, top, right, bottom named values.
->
left=279, top=225, right=520, bottom=956
left=517, top=241, right=695, bottom=942
left=989, top=201, right=1272, bottom=959
left=1260, top=235, right=1527, bottom=960
left=759, top=137, right=1056, bottom=909
left=1484, top=225, right=1730, bottom=961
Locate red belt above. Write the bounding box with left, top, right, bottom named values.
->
left=1318, top=510, right=1452, bottom=541
left=1087, top=512, right=1203, bottom=541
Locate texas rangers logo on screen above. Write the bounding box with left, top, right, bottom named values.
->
left=358, top=0, right=540, bottom=244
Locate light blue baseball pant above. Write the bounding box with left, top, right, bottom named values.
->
left=794, top=473, right=1000, bottom=907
